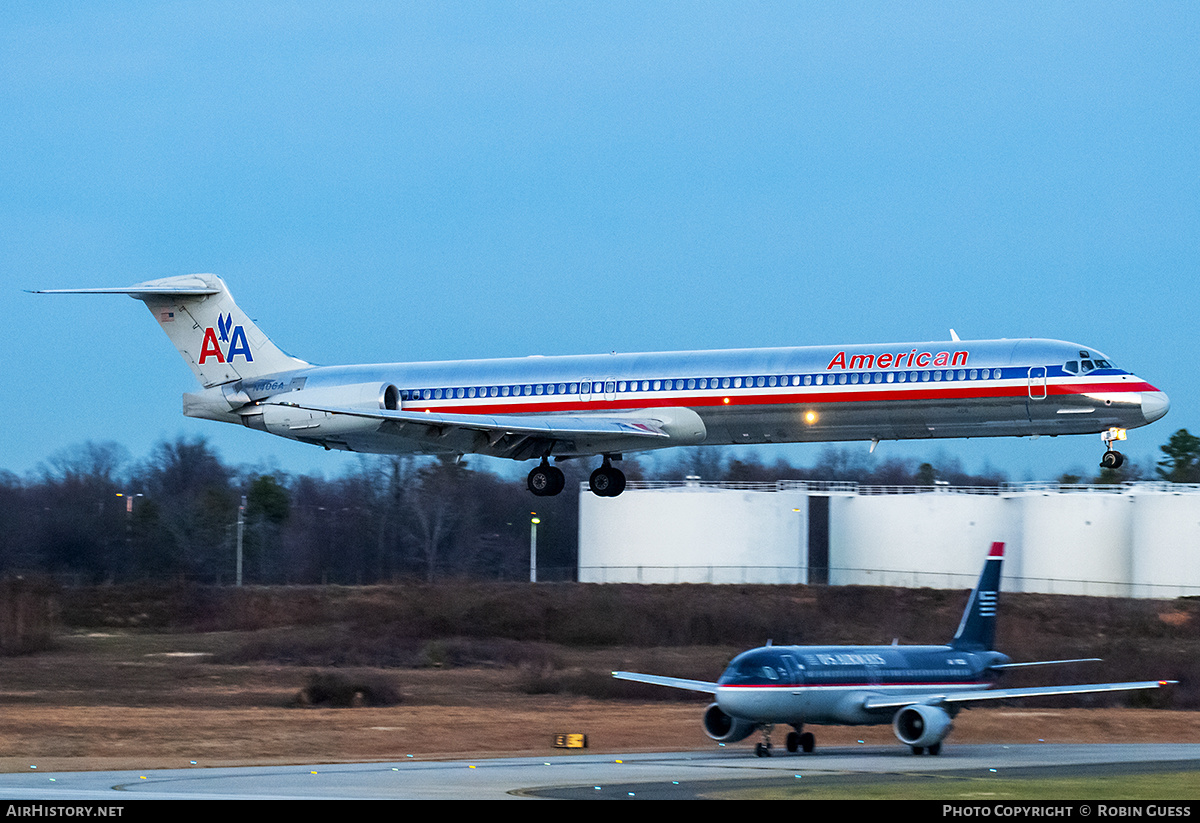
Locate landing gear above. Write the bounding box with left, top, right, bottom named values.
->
left=911, top=743, right=941, bottom=756
left=786, top=728, right=815, bottom=754
left=1100, top=427, right=1127, bottom=470
left=754, top=724, right=775, bottom=757
left=588, top=456, right=627, bottom=497
left=527, top=459, right=565, bottom=497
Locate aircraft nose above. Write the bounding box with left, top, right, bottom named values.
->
left=1142, top=391, right=1170, bottom=424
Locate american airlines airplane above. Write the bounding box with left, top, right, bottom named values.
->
left=614, top=542, right=1175, bottom=756
left=35, top=274, right=1168, bottom=497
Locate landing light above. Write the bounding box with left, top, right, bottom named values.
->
left=804, top=411, right=818, bottom=424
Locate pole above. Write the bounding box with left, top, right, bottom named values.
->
left=530, top=515, right=540, bottom=583
left=236, top=495, right=246, bottom=586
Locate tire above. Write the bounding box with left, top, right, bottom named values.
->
left=528, top=465, right=559, bottom=496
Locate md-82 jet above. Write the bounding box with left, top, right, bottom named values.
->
left=614, top=542, right=1174, bottom=756
left=34, top=274, right=1168, bottom=497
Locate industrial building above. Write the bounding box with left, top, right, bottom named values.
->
left=578, top=481, right=1200, bottom=598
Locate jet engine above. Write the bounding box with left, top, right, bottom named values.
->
left=243, top=382, right=401, bottom=441
left=892, top=704, right=953, bottom=749
left=702, top=703, right=757, bottom=744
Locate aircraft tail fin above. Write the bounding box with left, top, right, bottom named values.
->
left=33, top=274, right=308, bottom=388
left=949, top=541, right=1004, bottom=651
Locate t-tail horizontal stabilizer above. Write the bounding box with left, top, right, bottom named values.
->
left=33, top=274, right=307, bottom=388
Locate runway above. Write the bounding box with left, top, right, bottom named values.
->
left=0, top=744, right=1198, bottom=800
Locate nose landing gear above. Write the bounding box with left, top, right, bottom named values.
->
left=1100, top=427, right=1127, bottom=470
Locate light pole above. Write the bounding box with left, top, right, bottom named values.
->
left=530, top=514, right=540, bottom=583
left=236, top=495, right=246, bottom=586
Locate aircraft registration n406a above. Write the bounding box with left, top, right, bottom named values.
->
left=34, top=274, right=1169, bottom=497
left=614, top=542, right=1175, bottom=756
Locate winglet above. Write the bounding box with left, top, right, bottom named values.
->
left=950, top=542, right=1004, bottom=651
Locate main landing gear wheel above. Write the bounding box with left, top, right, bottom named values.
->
left=786, top=730, right=815, bottom=753
left=589, top=459, right=627, bottom=497
left=527, top=461, right=565, bottom=497
left=911, top=743, right=942, bottom=756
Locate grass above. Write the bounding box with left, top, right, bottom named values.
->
left=718, top=769, right=1200, bottom=800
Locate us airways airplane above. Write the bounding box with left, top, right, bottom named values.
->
left=614, top=542, right=1175, bottom=756
left=34, top=274, right=1168, bottom=497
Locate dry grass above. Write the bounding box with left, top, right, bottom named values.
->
left=0, top=631, right=1195, bottom=773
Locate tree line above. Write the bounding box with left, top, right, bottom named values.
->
left=1, top=429, right=1197, bottom=585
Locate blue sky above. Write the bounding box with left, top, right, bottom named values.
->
left=3, top=3, right=1197, bottom=483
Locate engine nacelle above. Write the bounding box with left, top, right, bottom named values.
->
left=264, top=381, right=400, bottom=412
left=892, top=704, right=954, bottom=748
left=243, top=382, right=400, bottom=439
left=702, top=703, right=757, bottom=744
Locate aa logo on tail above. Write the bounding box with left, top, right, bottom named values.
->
left=199, top=313, right=254, bottom=363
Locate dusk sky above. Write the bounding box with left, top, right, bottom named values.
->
left=3, top=3, right=1197, bottom=484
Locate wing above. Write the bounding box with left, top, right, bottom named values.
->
left=863, top=679, right=1175, bottom=711
left=264, top=401, right=706, bottom=460
left=612, top=671, right=719, bottom=694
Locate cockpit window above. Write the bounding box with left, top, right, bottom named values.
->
left=720, top=650, right=790, bottom=685
left=1064, top=360, right=1079, bottom=374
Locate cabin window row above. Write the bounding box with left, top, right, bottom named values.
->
left=398, top=368, right=1008, bottom=402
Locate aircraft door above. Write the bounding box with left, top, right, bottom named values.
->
left=780, top=654, right=804, bottom=685
left=1027, top=366, right=1047, bottom=400
left=603, top=379, right=617, bottom=402
left=1026, top=366, right=1052, bottom=427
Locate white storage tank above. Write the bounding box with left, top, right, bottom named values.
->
left=1016, top=489, right=1131, bottom=596
left=829, top=491, right=1014, bottom=589
left=578, top=484, right=808, bottom=584
left=1129, top=486, right=1200, bottom=598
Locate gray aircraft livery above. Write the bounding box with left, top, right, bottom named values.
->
left=35, top=274, right=1168, bottom=497
left=614, top=542, right=1174, bottom=756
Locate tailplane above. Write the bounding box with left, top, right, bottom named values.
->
left=33, top=274, right=307, bottom=387
left=949, top=541, right=1004, bottom=651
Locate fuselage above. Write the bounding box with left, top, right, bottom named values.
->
left=714, top=643, right=1009, bottom=727
left=199, top=336, right=1168, bottom=459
